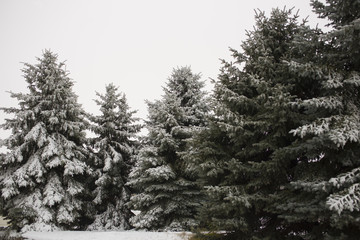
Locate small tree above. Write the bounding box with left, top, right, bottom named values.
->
left=0, top=51, right=92, bottom=231
left=128, top=66, right=209, bottom=231
left=87, top=83, right=141, bottom=230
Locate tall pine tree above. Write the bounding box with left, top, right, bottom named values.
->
left=189, top=8, right=311, bottom=238
left=274, top=0, right=360, bottom=238
left=87, top=83, right=141, bottom=230
left=0, top=51, right=92, bottom=231
left=128, top=66, right=209, bottom=231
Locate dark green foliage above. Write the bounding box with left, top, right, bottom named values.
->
left=190, top=8, right=307, bottom=238
left=312, top=0, right=360, bottom=71
left=192, top=1, right=360, bottom=239
left=6, top=208, right=34, bottom=232
left=273, top=0, right=360, bottom=238
left=189, top=231, right=243, bottom=240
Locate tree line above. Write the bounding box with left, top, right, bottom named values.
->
left=1, top=0, right=360, bottom=239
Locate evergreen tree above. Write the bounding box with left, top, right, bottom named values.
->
left=274, top=0, right=360, bottom=238
left=0, top=51, right=92, bottom=231
left=87, top=83, right=141, bottom=230
left=127, top=66, right=209, bottom=231
left=189, top=8, right=311, bottom=239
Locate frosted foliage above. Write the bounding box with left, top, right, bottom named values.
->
left=130, top=205, right=196, bottom=231
left=46, top=156, right=62, bottom=169
left=87, top=200, right=129, bottom=231
left=128, top=67, right=208, bottom=230
left=328, top=115, right=360, bottom=147
left=206, top=186, right=251, bottom=208
left=64, top=159, right=86, bottom=176
left=88, top=83, right=139, bottom=231
left=22, top=222, right=60, bottom=232
left=67, top=179, right=84, bottom=196
left=109, top=146, right=123, bottom=164
left=287, top=61, right=324, bottom=79
left=2, top=177, right=19, bottom=199
left=322, top=72, right=360, bottom=89
left=215, top=101, right=244, bottom=125
left=126, top=169, right=145, bottom=188
left=41, top=138, right=59, bottom=160
left=344, top=72, right=360, bottom=86
left=130, top=206, right=163, bottom=229
left=217, top=86, right=251, bottom=107
left=0, top=51, right=90, bottom=231
left=103, top=156, right=112, bottom=172
left=323, top=73, right=344, bottom=89
left=171, top=126, right=193, bottom=138
left=24, top=123, right=47, bottom=148
left=139, top=147, right=161, bottom=165
left=224, top=187, right=251, bottom=208
left=127, top=150, right=162, bottom=186
left=89, top=168, right=132, bottom=230
left=290, top=180, right=328, bottom=192
left=327, top=183, right=360, bottom=215
left=11, top=153, right=45, bottom=188
left=7, top=148, right=23, bottom=164
left=129, top=193, right=155, bottom=209
left=296, top=96, right=343, bottom=110
left=145, top=165, right=176, bottom=181
left=163, top=201, right=181, bottom=215
left=166, top=219, right=198, bottom=232
left=14, top=166, right=32, bottom=187
left=290, top=114, right=360, bottom=147
left=94, top=175, right=110, bottom=189
left=27, top=155, right=45, bottom=182
left=93, top=189, right=103, bottom=205
left=290, top=117, right=334, bottom=138
left=57, top=206, right=75, bottom=225
left=329, top=167, right=360, bottom=189
left=56, top=198, right=81, bottom=224
left=327, top=168, right=360, bottom=214
left=20, top=190, right=58, bottom=232
left=43, top=175, right=64, bottom=207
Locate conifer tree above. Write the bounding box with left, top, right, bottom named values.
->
left=274, top=0, right=360, bottom=238
left=128, top=66, right=209, bottom=231
left=0, top=51, right=92, bottom=231
left=87, top=83, right=141, bottom=230
left=188, top=8, right=310, bottom=238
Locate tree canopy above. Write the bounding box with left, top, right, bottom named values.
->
left=0, top=50, right=91, bottom=231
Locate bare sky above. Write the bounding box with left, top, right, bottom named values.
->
left=0, top=0, right=327, bottom=141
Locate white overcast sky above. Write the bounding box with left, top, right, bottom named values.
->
left=0, top=0, right=328, bottom=140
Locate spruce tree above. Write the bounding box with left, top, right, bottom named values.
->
left=189, top=8, right=310, bottom=238
left=0, top=51, right=92, bottom=231
left=274, top=0, right=360, bottom=238
left=127, top=66, right=209, bottom=231
left=87, top=83, right=141, bottom=230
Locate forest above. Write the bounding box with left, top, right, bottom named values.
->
left=1, top=0, right=360, bottom=239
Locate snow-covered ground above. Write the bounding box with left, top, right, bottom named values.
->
left=23, top=231, right=192, bottom=240
left=0, top=217, right=8, bottom=227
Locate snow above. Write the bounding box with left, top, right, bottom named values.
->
left=22, top=231, right=192, bottom=240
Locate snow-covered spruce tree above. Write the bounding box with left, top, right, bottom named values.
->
left=127, top=66, right=209, bottom=231
left=188, top=8, right=313, bottom=238
left=274, top=0, right=360, bottom=238
left=0, top=51, right=92, bottom=231
left=86, top=83, right=141, bottom=230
